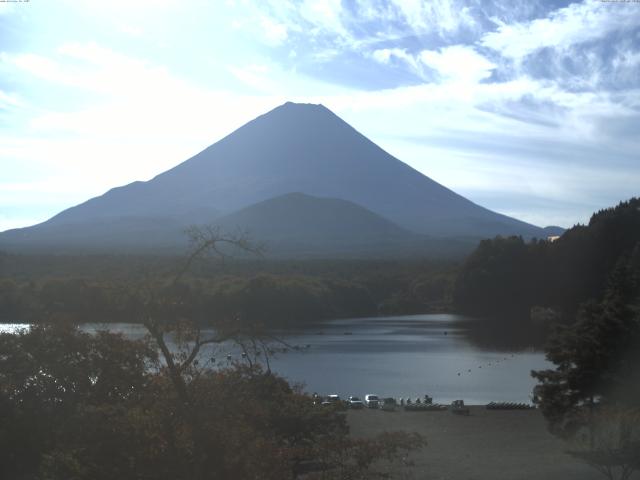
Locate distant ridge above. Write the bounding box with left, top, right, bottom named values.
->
left=0, top=102, right=559, bottom=256
left=218, top=192, right=410, bottom=242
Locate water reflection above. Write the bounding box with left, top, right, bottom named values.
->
left=266, top=314, right=549, bottom=404
left=0, top=314, right=550, bottom=404
left=462, top=316, right=549, bottom=350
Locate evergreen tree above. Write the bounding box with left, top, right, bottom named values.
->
left=531, top=262, right=640, bottom=479
left=532, top=262, right=639, bottom=435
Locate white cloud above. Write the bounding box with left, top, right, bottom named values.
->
left=234, top=0, right=480, bottom=59
left=0, top=218, right=34, bottom=233
left=6, top=52, right=82, bottom=89
left=299, top=0, right=348, bottom=38
left=3, top=44, right=169, bottom=99
left=613, top=48, right=640, bottom=70
left=235, top=0, right=401, bottom=58
left=370, top=49, right=392, bottom=64
left=370, top=45, right=496, bottom=84
left=389, top=0, right=477, bottom=36
left=228, top=64, right=275, bottom=92
left=371, top=48, right=426, bottom=78
left=0, top=89, right=23, bottom=109
left=0, top=3, right=15, bottom=15
left=481, top=0, right=640, bottom=59
left=0, top=178, right=93, bottom=200
left=260, top=16, right=288, bottom=46
left=420, top=45, right=495, bottom=82
left=117, top=23, right=144, bottom=37
left=60, top=0, right=180, bottom=15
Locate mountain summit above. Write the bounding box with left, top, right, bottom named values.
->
left=0, top=102, right=551, bottom=255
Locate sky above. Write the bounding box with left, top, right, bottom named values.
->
left=1, top=0, right=639, bottom=231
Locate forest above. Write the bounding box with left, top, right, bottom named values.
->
left=0, top=254, right=457, bottom=326
left=453, top=198, right=640, bottom=324
left=3, top=198, right=640, bottom=336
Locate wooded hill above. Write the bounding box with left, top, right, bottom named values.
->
left=453, top=198, right=640, bottom=321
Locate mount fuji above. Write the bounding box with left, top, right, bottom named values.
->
left=0, top=102, right=560, bottom=256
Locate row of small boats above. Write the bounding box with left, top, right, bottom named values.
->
left=315, top=394, right=534, bottom=413
left=403, top=403, right=447, bottom=412
left=486, top=402, right=535, bottom=410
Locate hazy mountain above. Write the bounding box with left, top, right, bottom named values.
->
left=0, top=216, right=188, bottom=254
left=219, top=192, right=409, bottom=241
left=0, top=101, right=559, bottom=255
left=216, top=192, right=473, bottom=257
left=0, top=193, right=475, bottom=257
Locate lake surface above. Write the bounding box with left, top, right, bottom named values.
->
left=1, top=314, right=550, bottom=404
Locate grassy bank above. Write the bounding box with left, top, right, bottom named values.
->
left=347, top=407, right=608, bottom=480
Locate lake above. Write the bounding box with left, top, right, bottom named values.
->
left=1, top=314, right=550, bottom=404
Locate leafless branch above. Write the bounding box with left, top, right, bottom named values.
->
left=173, top=225, right=264, bottom=285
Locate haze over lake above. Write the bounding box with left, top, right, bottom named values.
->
left=3, top=314, right=549, bottom=404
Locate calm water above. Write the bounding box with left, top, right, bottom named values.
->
left=1, top=314, right=549, bottom=404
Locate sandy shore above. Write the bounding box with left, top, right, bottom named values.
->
left=347, top=406, right=632, bottom=480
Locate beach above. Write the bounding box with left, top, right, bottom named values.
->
left=347, top=406, right=621, bottom=480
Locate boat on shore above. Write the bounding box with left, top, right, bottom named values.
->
left=450, top=399, right=470, bottom=415
left=486, top=402, right=534, bottom=410
left=404, top=403, right=447, bottom=412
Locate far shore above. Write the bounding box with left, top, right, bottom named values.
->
left=347, top=406, right=618, bottom=480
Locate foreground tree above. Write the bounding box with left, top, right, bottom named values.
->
left=0, top=323, right=158, bottom=480
left=567, top=407, right=640, bottom=480
left=0, top=322, right=424, bottom=479
left=532, top=263, right=640, bottom=479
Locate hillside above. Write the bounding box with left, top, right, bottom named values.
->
left=453, top=197, right=640, bottom=319
left=0, top=102, right=555, bottom=255
left=216, top=192, right=474, bottom=257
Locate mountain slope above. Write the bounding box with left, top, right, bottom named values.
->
left=0, top=101, right=553, bottom=254
left=0, top=193, right=476, bottom=257
left=0, top=216, right=188, bottom=254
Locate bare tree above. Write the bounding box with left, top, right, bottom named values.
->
left=139, top=226, right=265, bottom=480
left=133, top=225, right=426, bottom=480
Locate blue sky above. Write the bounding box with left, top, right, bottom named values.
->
left=1, top=0, right=639, bottom=231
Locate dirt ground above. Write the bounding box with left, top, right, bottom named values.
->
left=347, top=406, right=637, bottom=480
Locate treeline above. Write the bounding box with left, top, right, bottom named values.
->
left=0, top=257, right=457, bottom=326
left=453, top=198, right=640, bottom=322
left=527, top=217, right=640, bottom=477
